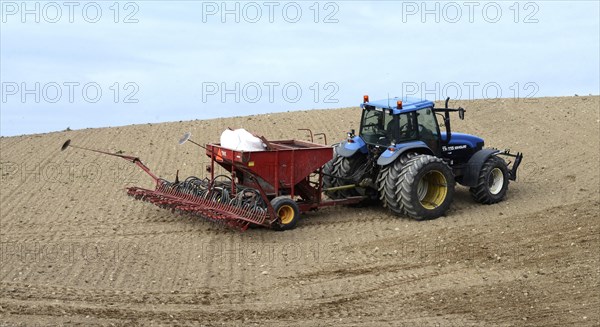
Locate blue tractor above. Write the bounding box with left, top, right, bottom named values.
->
left=323, top=96, right=523, bottom=220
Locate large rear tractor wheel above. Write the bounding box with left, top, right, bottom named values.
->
left=322, top=153, right=344, bottom=199
left=470, top=156, right=509, bottom=204
left=378, top=152, right=418, bottom=214
left=377, top=165, right=392, bottom=207
left=323, top=153, right=366, bottom=199
left=336, top=155, right=368, bottom=198
left=395, top=155, right=455, bottom=220
left=271, top=196, right=300, bottom=231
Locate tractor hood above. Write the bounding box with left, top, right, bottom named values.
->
left=441, top=132, right=484, bottom=148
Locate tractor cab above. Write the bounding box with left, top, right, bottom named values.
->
left=358, top=96, right=443, bottom=156
left=335, top=95, right=485, bottom=167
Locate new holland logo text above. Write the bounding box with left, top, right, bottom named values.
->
left=442, top=145, right=467, bottom=151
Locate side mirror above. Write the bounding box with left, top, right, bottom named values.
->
left=459, top=108, right=465, bottom=120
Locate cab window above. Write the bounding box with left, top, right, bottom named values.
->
left=360, top=108, right=418, bottom=145
left=416, top=108, right=439, bottom=140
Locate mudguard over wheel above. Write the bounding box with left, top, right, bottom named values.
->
left=394, top=155, right=455, bottom=220
left=470, top=156, right=509, bottom=204
left=271, top=196, right=300, bottom=231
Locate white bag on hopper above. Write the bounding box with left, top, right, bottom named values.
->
left=220, top=129, right=266, bottom=152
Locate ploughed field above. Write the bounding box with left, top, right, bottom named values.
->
left=0, top=96, right=598, bottom=326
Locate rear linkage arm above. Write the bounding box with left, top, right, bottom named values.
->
left=495, top=149, right=524, bottom=181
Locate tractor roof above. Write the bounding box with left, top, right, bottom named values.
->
left=360, top=96, right=434, bottom=114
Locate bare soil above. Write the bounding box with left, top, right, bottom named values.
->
left=1, top=96, right=599, bottom=326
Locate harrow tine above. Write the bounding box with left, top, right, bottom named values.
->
left=126, top=172, right=272, bottom=230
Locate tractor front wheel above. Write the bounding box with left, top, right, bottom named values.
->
left=470, top=156, right=509, bottom=204
left=395, top=155, right=455, bottom=220
left=271, top=197, right=300, bottom=231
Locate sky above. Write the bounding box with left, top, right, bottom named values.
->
left=1, top=0, right=599, bottom=136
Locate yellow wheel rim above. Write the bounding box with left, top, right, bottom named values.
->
left=277, top=205, right=295, bottom=225
left=417, top=170, right=448, bottom=210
